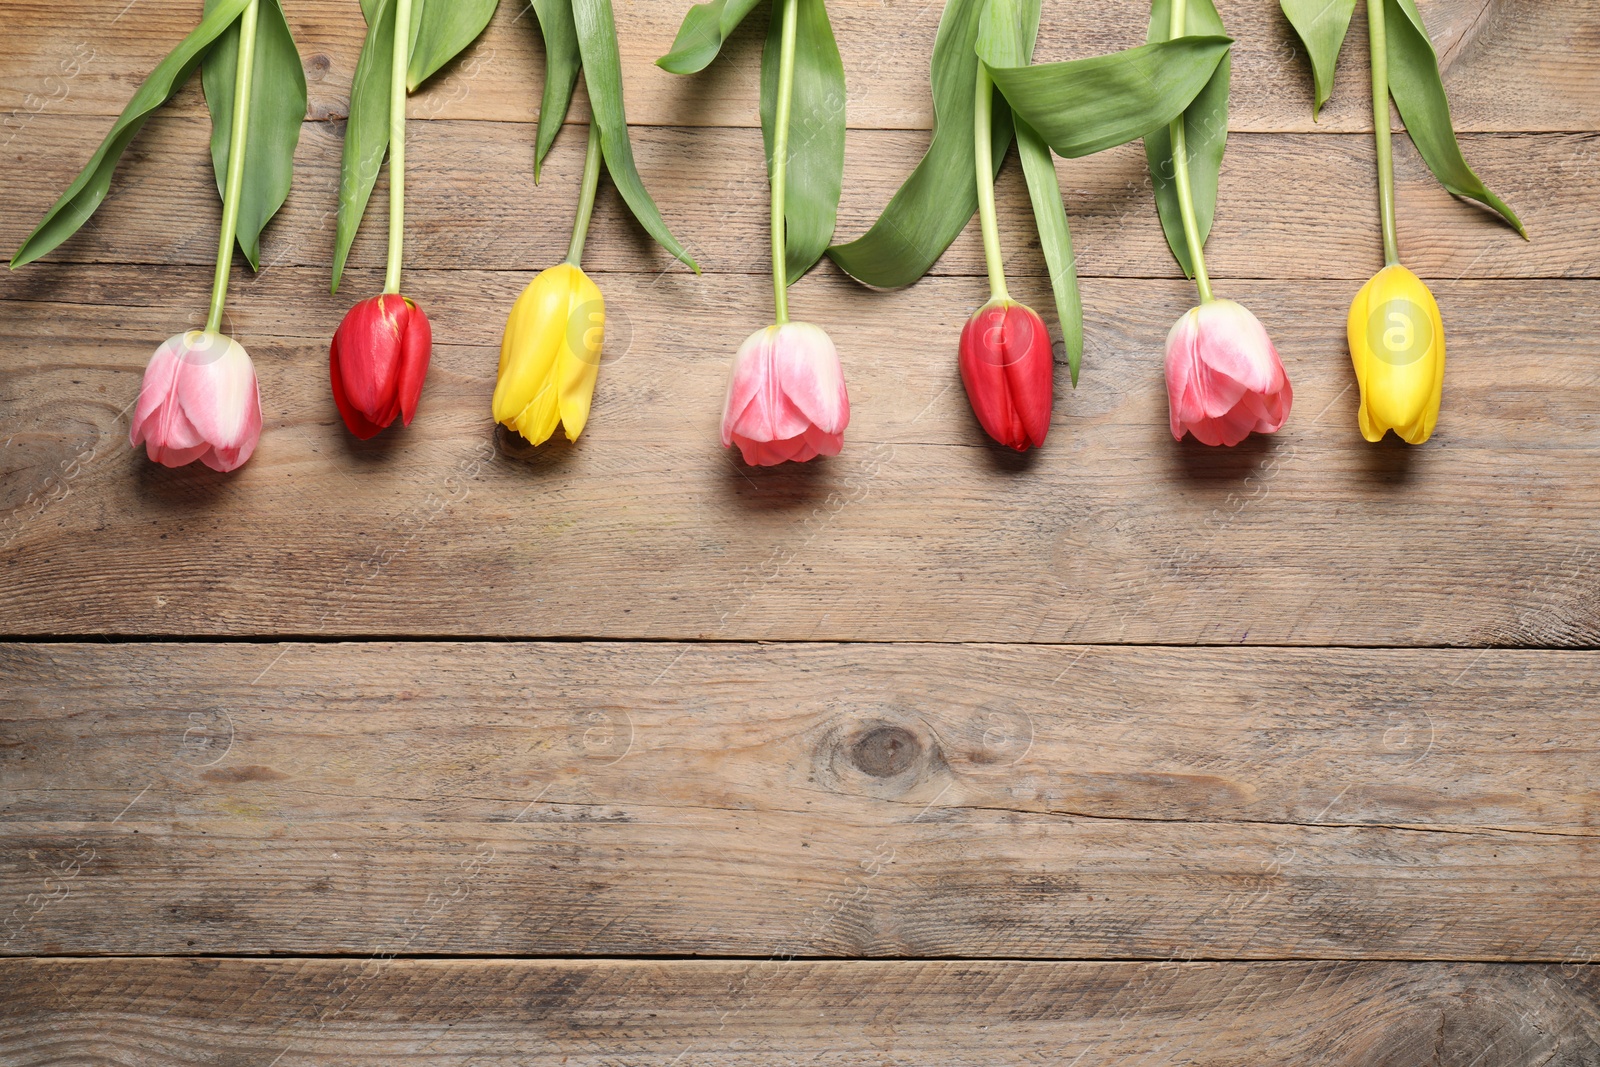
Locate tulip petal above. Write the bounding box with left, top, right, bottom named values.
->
left=556, top=276, right=604, bottom=442
left=329, top=346, right=388, bottom=440
left=175, top=335, right=261, bottom=454
left=396, top=298, right=432, bottom=426
left=494, top=270, right=568, bottom=431
left=130, top=337, right=185, bottom=449
left=1192, top=300, right=1281, bottom=395
left=772, top=322, right=848, bottom=436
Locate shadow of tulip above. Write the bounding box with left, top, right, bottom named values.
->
left=1169, top=430, right=1284, bottom=483
left=133, top=455, right=239, bottom=505
left=491, top=422, right=582, bottom=473
left=334, top=424, right=414, bottom=465
left=1358, top=432, right=1421, bottom=485
left=719, top=448, right=832, bottom=510
left=978, top=432, right=1043, bottom=474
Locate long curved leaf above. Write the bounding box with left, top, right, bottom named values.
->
left=333, top=0, right=397, bottom=292
left=1145, top=0, right=1229, bottom=278
left=407, top=0, right=499, bottom=90
left=760, top=0, right=846, bottom=284
left=657, top=0, right=763, bottom=75
left=203, top=0, right=307, bottom=270
left=1385, top=0, right=1524, bottom=236
left=10, top=0, right=251, bottom=269
left=1016, top=119, right=1081, bottom=386
left=572, top=0, right=698, bottom=271
left=826, top=0, right=1017, bottom=289
left=988, top=35, right=1231, bottom=159
left=532, top=0, right=581, bottom=180
left=1279, top=0, right=1356, bottom=118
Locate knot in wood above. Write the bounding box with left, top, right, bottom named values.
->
left=848, top=725, right=922, bottom=778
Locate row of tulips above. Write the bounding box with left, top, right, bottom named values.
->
left=19, top=0, right=1523, bottom=474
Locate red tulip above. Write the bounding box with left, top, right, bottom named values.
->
left=1165, top=299, right=1292, bottom=447
left=959, top=299, right=1053, bottom=451
left=329, top=294, right=432, bottom=439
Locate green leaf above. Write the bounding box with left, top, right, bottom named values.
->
left=333, top=0, right=397, bottom=292
left=1016, top=118, right=1081, bottom=386
left=360, top=0, right=381, bottom=23
left=203, top=0, right=307, bottom=271
left=826, top=0, right=1017, bottom=289
left=1145, top=0, right=1229, bottom=278
left=407, top=0, right=499, bottom=91
left=532, top=0, right=582, bottom=180
left=760, top=0, right=846, bottom=284
left=987, top=35, right=1231, bottom=158
left=1279, top=0, right=1356, bottom=118
left=572, top=0, right=699, bottom=271
left=1384, top=0, right=1525, bottom=236
left=10, top=0, right=252, bottom=269
left=657, top=0, right=763, bottom=75
left=974, top=0, right=1040, bottom=68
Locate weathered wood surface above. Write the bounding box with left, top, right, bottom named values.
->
left=2, top=0, right=1596, bottom=1059
left=3, top=0, right=1596, bottom=132
left=2, top=643, right=1596, bottom=958
left=3, top=959, right=1598, bottom=1065
left=3, top=116, right=1586, bottom=281
left=3, top=268, right=1597, bottom=641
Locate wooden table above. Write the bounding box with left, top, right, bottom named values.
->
left=3, top=0, right=1599, bottom=1061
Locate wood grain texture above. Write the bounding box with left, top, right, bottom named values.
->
left=2, top=0, right=1596, bottom=132
left=2, top=643, right=1596, bottom=959
left=2, top=959, right=1598, bottom=1065
left=2, top=115, right=1581, bottom=281
left=3, top=268, right=1598, bottom=642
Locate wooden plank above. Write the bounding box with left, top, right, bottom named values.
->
left=6, top=643, right=1594, bottom=832
left=1, top=268, right=1597, bottom=643
left=2, top=959, right=1597, bottom=1064
left=2, top=642, right=1596, bottom=958
left=3, top=115, right=1585, bottom=281
left=1, top=0, right=1594, bottom=133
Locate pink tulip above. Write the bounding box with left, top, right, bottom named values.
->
left=722, top=322, right=849, bottom=466
left=1165, top=299, right=1292, bottom=447
left=130, top=331, right=262, bottom=472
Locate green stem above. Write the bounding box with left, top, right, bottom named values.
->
left=972, top=64, right=1008, bottom=303
left=1368, top=0, right=1400, bottom=266
left=770, top=0, right=798, bottom=325
left=384, top=0, right=413, bottom=295
left=564, top=120, right=603, bottom=268
left=1167, top=0, right=1214, bottom=303
left=204, top=0, right=260, bottom=334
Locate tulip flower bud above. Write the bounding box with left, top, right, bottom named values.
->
left=329, top=294, right=432, bottom=439
left=493, top=264, right=605, bottom=445
left=722, top=322, right=849, bottom=466
left=1165, top=299, right=1293, bottom=447
left=1347, top=264, right=1445, bottom=445
left=959, top=299, right=1053, bottom=451
left=130, top=331, right=262, bottom=472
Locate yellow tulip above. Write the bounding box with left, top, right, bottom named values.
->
left=1347, top=264, right=1446, bottom=445
left=493, top=263, right=605, bottom=444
